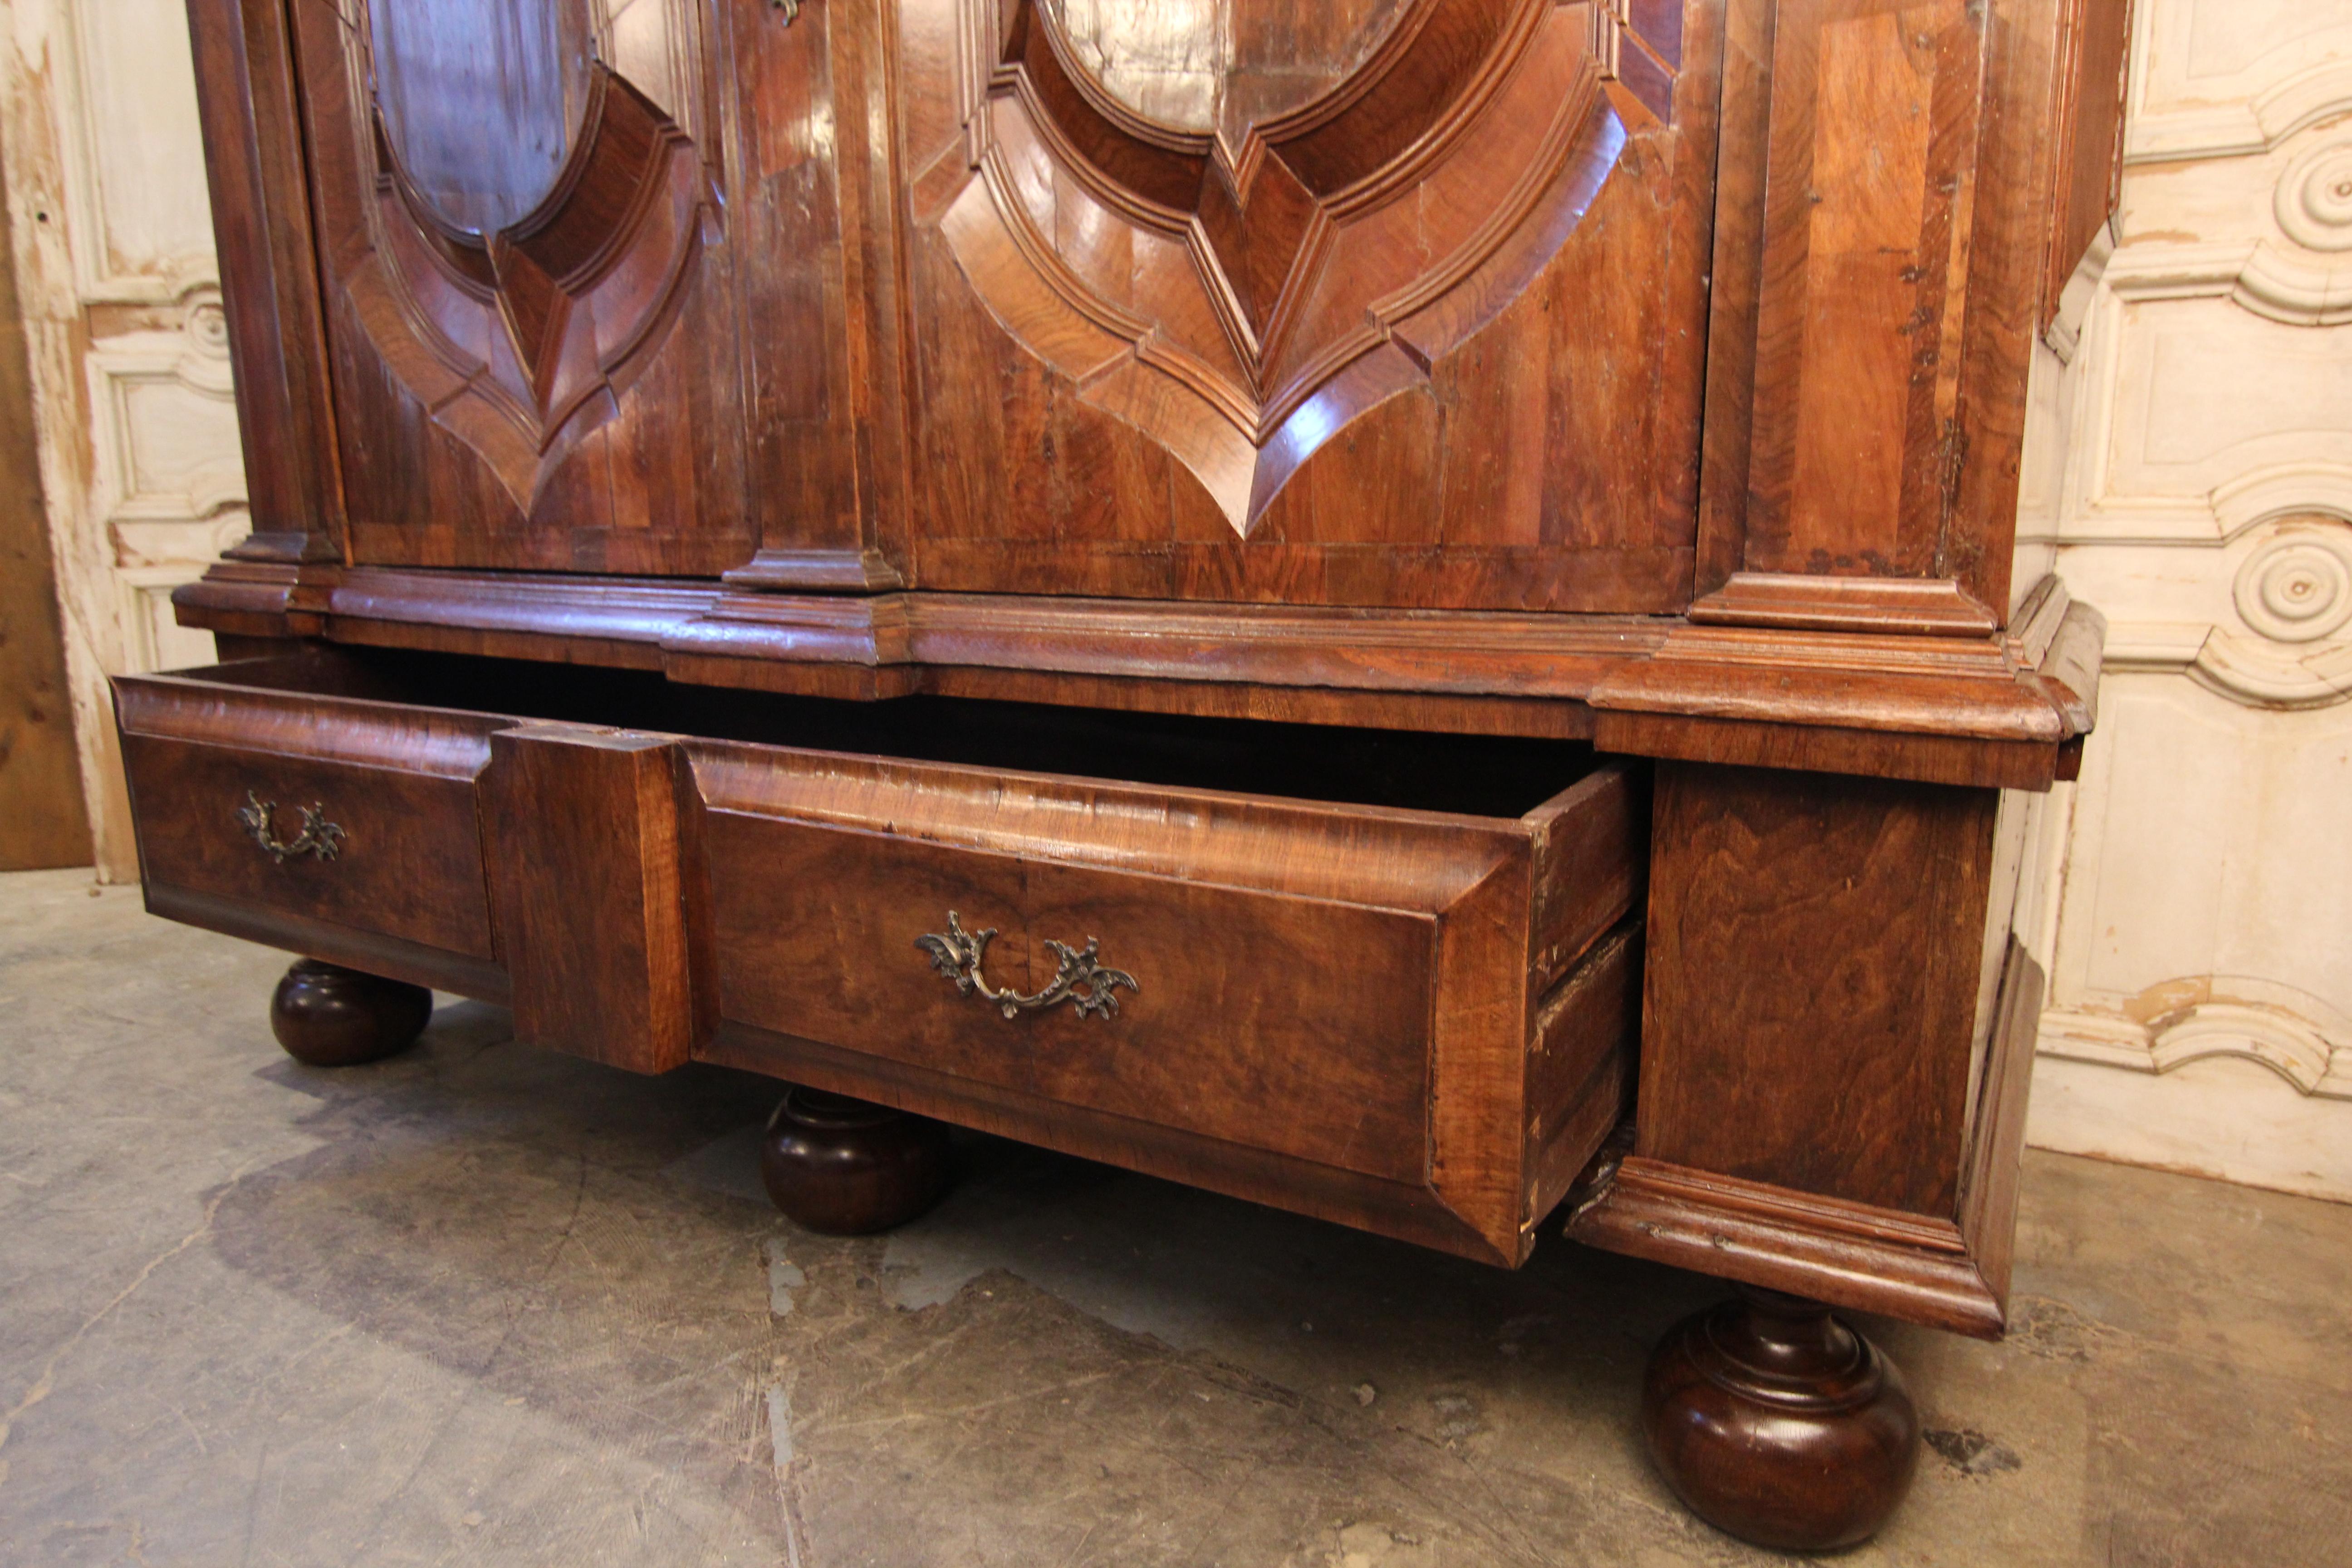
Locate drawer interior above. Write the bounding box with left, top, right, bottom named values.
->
left=192, top=647, right=1603, bottom=819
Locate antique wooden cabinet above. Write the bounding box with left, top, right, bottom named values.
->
left=122, top=0, right=2127, bottom=1546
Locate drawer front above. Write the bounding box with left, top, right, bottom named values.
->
left=116, top=682, right=498, bottom=962
left=706, top=814, right=1440, bottom=1183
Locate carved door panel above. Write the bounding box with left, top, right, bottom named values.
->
left=285, top=0, right=758, bottom=574
left=894, top=0, right=1716, bottom=611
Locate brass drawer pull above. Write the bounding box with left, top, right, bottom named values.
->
left=916, top=911, right=1138, bottom=1020
left=236, top=790, right=348, bottom=865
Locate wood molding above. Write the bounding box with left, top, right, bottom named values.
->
left=1569, top=938, right=2050, bottom=1338
left=1688, top=573, right=2001, bottom=636
left=722, top=549, right=908, bottom=594
left=1565, top=1153, right=2006, bottom=1338
left=1955, top=940, right=2046, bottom=1308
left=171, top=561, right=339, bottom=637
left=174, top=566, right=2103, bottom=789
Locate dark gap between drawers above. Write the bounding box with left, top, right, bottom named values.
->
left=186, top=646, right=1601, bottom=819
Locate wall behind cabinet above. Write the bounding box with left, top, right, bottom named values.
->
left=0, top=0, right=241, bottom=878
left=2020, top=0, right=2352, bottom=1202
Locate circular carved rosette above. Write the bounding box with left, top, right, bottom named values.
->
left=1642, top=1286, right=1921, bottom=1551
left=759, top=1088, right=956, bottom=1235
left=270, top=958, right=434, bottom=1067
left=2276, top=136, right=2352, bottom=254
left=2234, top=520, right=2352, bottom=644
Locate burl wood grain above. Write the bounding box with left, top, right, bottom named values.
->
left=1695, top=0, right=2107, bottom=615
left=113, top=678, right=500, bottom=962
left=1638, top=761, right=1997, bottom=1217
left=483, top=724, right=709, bottom=1075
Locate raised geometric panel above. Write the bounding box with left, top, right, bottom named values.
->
left=915, top=0, right=1670, bottom=534
left=2108, top=299, right=2352, bottom=501
left=2040, top=675, right=2352, bottom=1107
left=339, top=0, right=715, bottom=514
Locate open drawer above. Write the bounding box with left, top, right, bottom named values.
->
left=113, top=648, right=1646, bottom=1264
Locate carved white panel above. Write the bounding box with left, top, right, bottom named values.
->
left=2126, top=0, right=2352, bottom=163
left=1, top=0, right=234, bottom=878
left=116, top=567, right=220, bottom=675
left=85, top=304, right=247, bottom=527
left=2024, top=0, right=2352, bottom=1202
left=57, top=0, right=220, bottom=301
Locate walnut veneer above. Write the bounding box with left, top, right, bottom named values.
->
left=130, top=0, right=2130, bottom=1547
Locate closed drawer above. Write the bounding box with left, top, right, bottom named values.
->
left=115, top=647, right=1645, bottom=1265
left=113, top=672, right=502, bottom=981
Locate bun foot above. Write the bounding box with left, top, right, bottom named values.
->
left=270, top=958, right=433, bottom=1067
left=1643, top=1285, right=1921, bottom=1551
left=760, top=1088, right=953, bottom=1235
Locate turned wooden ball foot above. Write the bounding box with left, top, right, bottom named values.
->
left=269, top=958, right=433, bottom=1067
left=1643, top=1285, right=1920, bottom=1552
left=760, top=1088, right=954, bottom=1235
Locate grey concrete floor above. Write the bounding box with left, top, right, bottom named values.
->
left=1, top=868, right=2347, bottom=1568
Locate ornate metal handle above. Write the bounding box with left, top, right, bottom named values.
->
left=235, top=790, right=348, bottom=865
left=916, top=911, right=1138, bottom=1020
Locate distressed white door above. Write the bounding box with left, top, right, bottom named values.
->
left=2017, top=0, right=2352, bottom=1201
left=0, top=0, right=243, bottom=880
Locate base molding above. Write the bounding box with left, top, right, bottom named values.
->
left=1566, top=1155, right=2006, bottom=1338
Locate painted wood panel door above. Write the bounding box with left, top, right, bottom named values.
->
left=0, top=0, right=249, bottom=878
left=2014, top=0, right=2352, bottom=1203
left=892, top=0, right=1720, bottom=612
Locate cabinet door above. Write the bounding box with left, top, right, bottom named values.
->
left=893, top=0, right=1717, bottom=612
left=286, top=0, right=755, bottom=574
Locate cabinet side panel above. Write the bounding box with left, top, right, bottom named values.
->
left=187, top=0, right=344, bottom=559
left=1638, top=760, right=1999, bottom=1216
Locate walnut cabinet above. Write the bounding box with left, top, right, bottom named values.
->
left=126, top=0, right=2128, bottom=1544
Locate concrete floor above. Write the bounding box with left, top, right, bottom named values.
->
left=1, top=868, right=2347, bottom=1568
